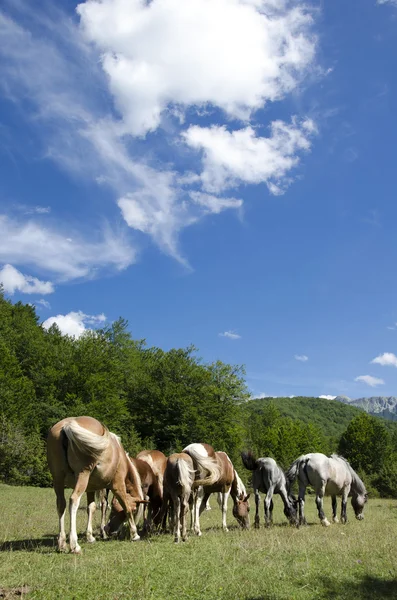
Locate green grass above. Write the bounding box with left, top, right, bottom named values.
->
left=0, top=484, right=396, bottom=600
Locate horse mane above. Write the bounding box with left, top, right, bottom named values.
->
left=128, top=456, right=144, bottom=501
left=330, top=454, right=367, bottom=495
left=233, top=469, right=247, bottom=498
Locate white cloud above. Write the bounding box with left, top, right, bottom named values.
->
left=77, top=0, right=316, bottom=136
left=354, top=375, right=385, bottom=388
left=319, top=395, right=336, bottom=400
left=0, top=264, right=54, bottom=295
left=24, top=206, right=51, bottom=215
left=252, top=392, right=274, bottom=399
left=42, top=310, right=107, bottom=338
left=0, top=215, right=135, bottom=281
left=183, top=118, right=317, bottom=194
left=371, top=352, right=397, bottom=367
left=219, top=330, right=241, bottom=340
left=294, top=354, right=309, bottom=362
left=377, top=1, right=397, bottom=6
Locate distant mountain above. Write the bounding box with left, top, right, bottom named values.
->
left=334, top=396, right=397, bottom=421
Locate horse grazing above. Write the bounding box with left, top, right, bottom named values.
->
left=105, top=455, right=163, bottom=537
left=162, top=453, right=196, bottom=543
left=241, top=451, right=297, bottom=528
left=286, top=453, right=368, bottom=526
left=183, top=443, right=250, bottom=535
left=47, top=416, right=146, bottom=553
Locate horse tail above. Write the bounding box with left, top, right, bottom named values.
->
left=176, top=458, right=195, bottom=494
left=63, top=420, right=110, bottom=461
left=241, top=450, right=258, bottom=471
left=285, top=456, right=304, bottom=494
left=184, top=444, right=221, bottom=486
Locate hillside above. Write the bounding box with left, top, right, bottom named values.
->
left=247, top=396, right=367, bottom=440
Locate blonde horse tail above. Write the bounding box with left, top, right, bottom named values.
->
left=176, top=458, right=195, bottom=495
left=184, top=444, right=221, bottom=487
left=63, top=420, right=110, bottom=462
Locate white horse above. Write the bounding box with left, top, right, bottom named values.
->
left=241, top=452, right=298, bottom=527
left=286, top=453, right=367, bottom=526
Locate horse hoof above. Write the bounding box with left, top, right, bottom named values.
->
left=223, top=528, right=229, bottom=533
left=131, top=534, right=141, bottom=542
left=86, top=535, right=96, bottom=544
left=333, top=517, right=339, bottom=524
left=321, top=518, right=331, bottom=527
left=70, top=545, right=82, bottom=554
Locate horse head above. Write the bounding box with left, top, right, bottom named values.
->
left=351, top=492, right=367, bottom=520
left=232, top=492, right=250, bottom=529
left=284, top=494, right=299, bottom=526
left=104, top=496, right=150, bottom=537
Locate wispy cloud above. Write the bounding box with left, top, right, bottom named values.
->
left=42, top=310, right=107, bottom=339
left=0, top=263, right=54, bottom=295
left=355, top=375, right=385, bottom=387
left=294, top=354, right=309, bottom=362
left=37, top=298, right=51, bottom=309
left=219, top=330, right=241, bottom=340
left=371, top=352, right=397, bottom=367
left=0, top=215, right=135, bottom=282
left=377, top=1, right=397, bottom=6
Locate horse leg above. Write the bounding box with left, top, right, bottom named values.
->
left=173, top=496, right=181, bottom=543
left=54, top=480, right=67, bottom=552
left=316, top=484, right=330, bottom=527
left=193, top=486, right=204, bottom=536
left=100, top=489, right=109, bottom=539
left=264, top=489, right=273, bottom=528
left=181, top=496, right=189, bottom=542
left=341, top=488, right=349, bottom=524
left=254, top=490, right=260, bottom=528
left=332, top=495, right=339, bottom=523
left=86, top=491, right=96, bottom=543
left=69, top=471, right=91, bottom=554
left=220, top=490, right=230, bottom=532
left=298, top=483, right=307, bottom=526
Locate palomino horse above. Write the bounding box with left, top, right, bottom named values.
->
left=286, top=453, right=368, bottom=526
left=162, top=452, right=196, bottom=543
left=183, top=443, right=250, bottom=535
left=241, top=452, right=298, bottom=527
left=104, top=455, right=164, bottom=537
left=47, top=416, right=146, bottom=553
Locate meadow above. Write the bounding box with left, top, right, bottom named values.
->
left=0, top=484, right=396, bottom=600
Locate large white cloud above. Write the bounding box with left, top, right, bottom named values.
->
left=77, top=0, right=316, bottom=136
left=0, top=264, right=54, bottom=295
left=183, top=119, right=316, bottom=193
left=42, top=311, right=106, bottom=338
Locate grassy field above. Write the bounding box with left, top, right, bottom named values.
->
left=0, top=484, right=396, bottom=600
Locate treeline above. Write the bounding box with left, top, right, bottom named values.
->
left=0, top=290, right=396, bottom=496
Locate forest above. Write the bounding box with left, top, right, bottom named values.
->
left=1, top=289, right=396, bottom=497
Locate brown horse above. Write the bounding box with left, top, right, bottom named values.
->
left=161, top=453, right=196, bottom=543
left=105, top=455, right=164, bottom=536
left=183, top=443, right=250, bottom=535
left=47, top=416, right=147, bottom=553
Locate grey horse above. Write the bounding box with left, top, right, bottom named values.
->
left=241, top=451, right=298, bottom=527
left=286, top=453, right=368, bottom=526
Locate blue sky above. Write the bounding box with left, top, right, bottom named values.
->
left=1, top=0, right=397, bottom=400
